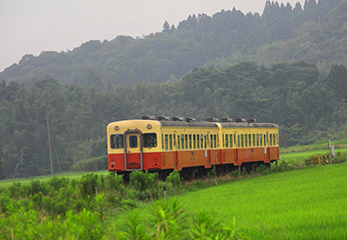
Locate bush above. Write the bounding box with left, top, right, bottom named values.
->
left=80, top=173, right=99, bottom=197
left=166, top=170, right=181, bottom=189
left=71, top=155, right=108, bottom=172
left=129, top=171, right=159, bottom=201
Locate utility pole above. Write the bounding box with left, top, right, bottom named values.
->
left=46, top=118, right=54, bottom=175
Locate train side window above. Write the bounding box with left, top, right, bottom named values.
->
left=173, top=134, right=176, bottom=147
left=197, top=134, right=200, bottom=149
left=177, top=135, right=181, bottom=150
left=181, top=135, right=184, bottom=149
left=110, top=134, right=124, bottom=149
left=229, top=134, right=232, bottom=148
left=143, top=133, right=157, bottom=148
left=162, top=134, right=164, bottom=149
left=276, top=133, right=279, bottom=145
left=245, top=134, right=248, bottom=147
left=164, top=135, right=168, bottom=150
left=188, top=134, right=191, bottom=149
left=253, top=134, right=255, bottom=147
left=234, top=134, right=236, bottom=148
left=169, top=134, right=172, bottom=150
left=260, top=134, right=263, bottom=146
left=185, top=134, right=188, bottom=149
left=249, top=134, right=252, bottom=147
left=270, top=134, right=273, bottom=146
left=200, top=134, right=203, bottom=149
left=204, top=135, right=207, bottom=149
left=225, top=134, right=229, bottom=148
left=214, top=134, right=217, bottom=148
left=237, top=135, right=240, bottom=148
left=193, top=134, right=197, bottom=149
left=265, top=134, right=267, bottom=146
left=241, top=134, right=245, bottom=148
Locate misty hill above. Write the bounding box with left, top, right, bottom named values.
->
left=1, top=0, right=346, bottom=88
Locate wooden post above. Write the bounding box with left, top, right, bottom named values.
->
left=46, top=118, right=54, bottom=175
left=163, top=184, right=166, bottom=201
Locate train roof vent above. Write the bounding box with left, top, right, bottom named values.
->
left=247, top=118, right=257, bottom=123
left=172, top=116, right=184, bottom=121
left=206, top=118, right=219, bottom=122
left=185, top=117, right=195, bottom=123
left=235, top=118, right=246, bottom=123
left=142, top=115, right=155, bottom=120
left=221, top=118, right=233, bottom=123
left=157, top=116, right=170, bottom=121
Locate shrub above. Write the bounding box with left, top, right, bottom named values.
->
left=129, top=171, right=159, bottom=201
left=80, top=173, right=99, bottom=197
left=47, top=177, right=70, bottom=191
left=71, top=155, right=107, bottom=172
left=166, top=170, right=181, bottom=189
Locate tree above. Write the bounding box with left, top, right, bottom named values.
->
left=15, top=146, right=40, bottom=178
left=326, top=64, right=347, bottom=99
left=163, top=20, right=170, bottom=32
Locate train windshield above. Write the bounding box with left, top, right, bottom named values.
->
left=143, top=133, right=157, bottom=148
left=110, top=134, right=124, bottom=149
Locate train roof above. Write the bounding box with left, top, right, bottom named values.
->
left=220, top=122, right=278, bottom=128
left=160, top=121, right=218, bottom=128
left=159, top=120, right=278, bottom=129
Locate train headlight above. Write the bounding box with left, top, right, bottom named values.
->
left=147, top=124, right=152, bottom=129
left=115, top=125, right=119, bottom=131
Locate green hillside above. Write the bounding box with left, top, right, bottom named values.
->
left=0, top=0, right=346, bottom=88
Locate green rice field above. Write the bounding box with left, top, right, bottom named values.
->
left=115, top=163, right=347, bottom=239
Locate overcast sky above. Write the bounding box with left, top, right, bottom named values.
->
left=0, top=0, right=305, bottom=72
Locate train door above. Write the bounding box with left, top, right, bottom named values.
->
left=124, top=130, right=143, bottom=171
left=206, top=132, right=211, bottom=166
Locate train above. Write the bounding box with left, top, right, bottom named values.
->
left=107, top=116, right=279, bottom=180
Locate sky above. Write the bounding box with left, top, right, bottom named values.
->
left=0, top=0, right=305, bottom=72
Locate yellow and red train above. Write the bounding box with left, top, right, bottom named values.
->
left=107, top=116, right=279, bottom=179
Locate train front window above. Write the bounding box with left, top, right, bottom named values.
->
left=143, top=133, right=157, bottom=148
left=129, top=136, right=138, bottom=148
left=110, top=134, right=123, bottom=149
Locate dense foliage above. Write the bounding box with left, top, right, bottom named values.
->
left=0, top=171, right=248, bottom=239
left=1, top=0, right=346, bottom=88
left=1, top=61, right=347, bottom=178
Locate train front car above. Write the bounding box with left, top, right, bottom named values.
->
left=107, top=119, right=162, bottom=177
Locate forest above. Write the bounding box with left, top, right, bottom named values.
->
left=0, top=0, right=347, bottom=179
left=1, top=61, right=347, bottom=179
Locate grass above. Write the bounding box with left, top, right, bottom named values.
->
left=116, top=163, right=347, bottom=239
left=0, top=170, right=109, bottom=188
left=175, top=163, right=347, bottom=239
